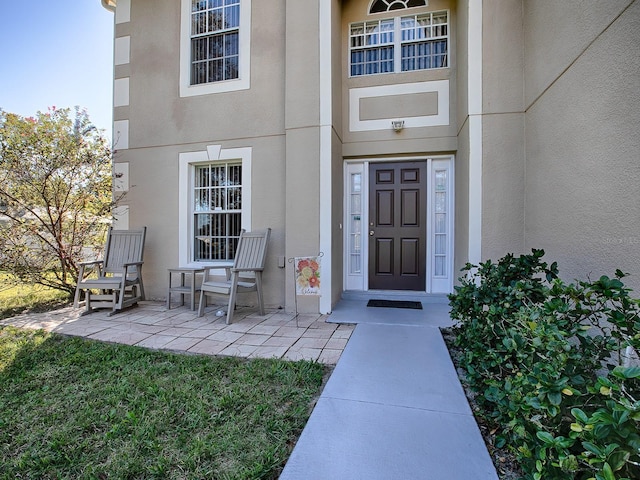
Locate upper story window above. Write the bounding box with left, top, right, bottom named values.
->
left=370, top=0, right=428, bottom=14
left=180, top=0, right=251, bottom=97
left=190, top=0, right=240, bottom=85
left=350, top=10, right=448, bottom=76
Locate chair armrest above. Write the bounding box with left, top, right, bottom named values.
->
left=122, top=262, right=144, bottom=267
left=79, top=260, right=104, bottom=267
left=202, top=265, right=233, bottom=281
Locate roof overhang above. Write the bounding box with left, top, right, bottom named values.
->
left=101, top=0, right=116, bottom=12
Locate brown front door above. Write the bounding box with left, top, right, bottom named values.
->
left=368, top=161, right=427, bottom=291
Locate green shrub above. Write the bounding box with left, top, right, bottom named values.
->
left=449, top=250, right=640, bottom=480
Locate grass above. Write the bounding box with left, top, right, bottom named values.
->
left=0, top=326, right=326, bottom=479
left=0, top=273, right=69, bottom=320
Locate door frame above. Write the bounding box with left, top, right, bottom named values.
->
left=343, top=155, right=455, bottom=294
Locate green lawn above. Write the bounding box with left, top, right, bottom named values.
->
left=0, top=273, right=69, bottom=320
left=0, top=326, right=326, bottom=479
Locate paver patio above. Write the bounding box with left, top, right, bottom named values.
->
left=0, top=301, right=355, bottom=365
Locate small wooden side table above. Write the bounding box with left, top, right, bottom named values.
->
left=166, top=267, right=205, bottom=310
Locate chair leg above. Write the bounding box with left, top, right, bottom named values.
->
left=255, top=273, right=265, bottom=316
left=226, top=275, right=240, bottom=325
left=197, top=290, right=207, bottom=317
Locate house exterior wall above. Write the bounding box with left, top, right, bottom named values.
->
left=104, top=0, right=639, bottom=310
left=480, top=0, right=525, bottom=260
left=341, top=0, right=458, bottom=158
left=522, top=0, right=640, bottom=291
left=113, top=0, right=292, bottom=304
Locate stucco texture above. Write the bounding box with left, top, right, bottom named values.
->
left=523, top=0, right=640, bottom=291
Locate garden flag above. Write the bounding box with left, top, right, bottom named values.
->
left=295, top=256, right=321, bottom=295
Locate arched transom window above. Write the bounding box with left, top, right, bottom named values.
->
left=370, top=0, right=428, bottom=14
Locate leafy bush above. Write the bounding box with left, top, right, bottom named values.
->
left=449, top=250, right=640, bottom=480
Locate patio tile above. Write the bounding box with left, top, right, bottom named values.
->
left=248, top=324, right=280, bottom=336
left=331, top=325, right=356, bottom=339
left=308, top=320, right=338, bottom=330
left=274, top=326, right=306, bottom=338
left=302, top=328, right=334, bottom=339
left=223, top=321, right=262, bottom=333
left=163, top=336, right=203, bottom=351
left=318, top=348, right=343, bottom=365
left=292, top=337, right=329, bottom=349
left=136, top=334, right=178, bottom=349
left=52, top=323, right=109, bottom=336
left=259, top=314, right=297, bottom=326
left=262, top=336, right=299, bottom=348
left=220, top=343, right=259, bottom=357
left=284, top=347, right=321, bottom=362
left=292, top=315, right=323, bottom=328
left=180, top=328, right=223, bottom=339
left=111, top=323, right=169, bottom=335
left=235, top=333, right=271, bottom=346
left=249, top=345, right=289, bottom=359
left=207, top=330, right=244, bottom=343
left=157, top=327, right=196, bottom=337
left=325, top=338, right=349, bottom=350
left=88, top=329, right=152, bottom=345
left=188, top=339, right=230, bottom=355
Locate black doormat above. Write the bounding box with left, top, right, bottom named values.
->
left=366, top=299, right=423, bottom=310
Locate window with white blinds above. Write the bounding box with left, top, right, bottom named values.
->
left=190, top=0, right=240, bottom=85
left=350, top=11, right=448, bottom=76
left=193, top=162, right=242, bottom=261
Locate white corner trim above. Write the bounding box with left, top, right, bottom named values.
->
left=349, top=80, right=449, bottom=132
left=112, top=205, right=130, bottom=229
left=114, top=36, right=130, bottom=66
left=113, top=120, right=129, bottom=150
left=113, top=162, right=129, bottom=192
left=115, top=0, right=130, bottom=24
left=114, top=77, right=130, bottom=107
left=178, top=145, right=252, bottom=267
left=319, top=0, right=332, bottom=314
left=179, top=0, right=251, bottom=97
left=468, top=0, right=483, bottom=264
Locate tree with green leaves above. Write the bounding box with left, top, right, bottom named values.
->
left=0, top=107, right=115, bottom=295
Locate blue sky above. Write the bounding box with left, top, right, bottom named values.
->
left=0, top=1, right=114, bottom=136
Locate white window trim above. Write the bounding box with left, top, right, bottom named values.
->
left=349, top=10, right=449, bottom=78
left=179, top=145, right=252, bottom=267
left=179, top=0, right=251, bottom=97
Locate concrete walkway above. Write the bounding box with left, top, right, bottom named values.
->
left=280, top=299, right=499, bottom=479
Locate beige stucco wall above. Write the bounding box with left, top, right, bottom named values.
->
left=480, top=0, right=525, bottom=260
left=114, top=0, right=291, bottom=303
left=523, top=0, right=640, bottom=291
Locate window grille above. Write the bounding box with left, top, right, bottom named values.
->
left=193, top=162, right=242, bottom=261
left=190, top=0, right=240, bottom=85
left=350, top=10, right=448, bottom=76
left=370, top=0, right=428, bottom=14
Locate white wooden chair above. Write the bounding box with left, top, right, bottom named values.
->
left=197, top=228, right=271, bottom=324
left=73, top=227, right=147, bottom=315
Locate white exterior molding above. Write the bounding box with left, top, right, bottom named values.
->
left=349, top=80, right=449, bottom=132
left=467, top=0, right=483, bottom=265
left=178, top=145, right=252, bottom=267
left=114, top=36, right=130, bottom=66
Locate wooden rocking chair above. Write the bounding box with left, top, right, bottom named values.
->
left=197, top=228, right=271, bottom=324
left=73, top=227, right=147, bottom=315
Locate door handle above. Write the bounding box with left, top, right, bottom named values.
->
left=369, top=230, right=375, bottom=236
